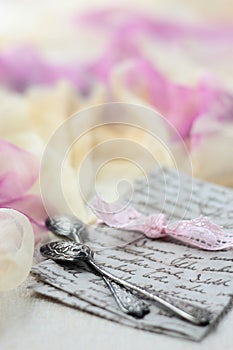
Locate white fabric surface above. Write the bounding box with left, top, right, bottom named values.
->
left=0, top=277, right=233, bottom=350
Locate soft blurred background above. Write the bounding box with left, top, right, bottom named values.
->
left=0, top=0, right=233, bottom=226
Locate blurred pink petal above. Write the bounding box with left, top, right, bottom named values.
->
left=0, top=46, right=88, bottom=93
left=77, top=9, right=233, bottom=137
left=0, top=139, right=39, bottom=204
left=3, top=194, right=47, bottom=233
left=0, top=139, right=47, bottom=239
left=110, top=59, right=202, bottom=137
left=78, top=9, right=233, bottom=45
left=191, top=89, right=233, bottom=148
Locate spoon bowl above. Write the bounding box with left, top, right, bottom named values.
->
left=45, top=215, right=151, bottom=318
left=40, top=241, right=93, bottom=262
left=45, top=215, right=86, bottom=241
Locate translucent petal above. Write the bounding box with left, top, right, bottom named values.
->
left=0, top=208, right=34, bottom=291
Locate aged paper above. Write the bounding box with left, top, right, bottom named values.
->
left=31, top=167, right=233, bottom=341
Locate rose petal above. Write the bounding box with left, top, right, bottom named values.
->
left=3, top=194, right=47, bottom=230
left=0, top=208, right=34, bottom=291
left=110, top=59, right=201, bottom=137
left=0, top=139, right=39, bottom=205
left=190, top=90, right=233, bottom=185
left=0, top=46, right=88, bottom=93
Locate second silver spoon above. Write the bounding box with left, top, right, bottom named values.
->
left=45, top=214, right=150, bottom=318
left=40, top=240, right=212, bottom=326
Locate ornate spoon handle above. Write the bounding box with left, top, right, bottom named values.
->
left=100, top=276, right=149, bottom=317
left=88, top=258, right=211, bottom=326
left=67, top=224, right=149, bottom=318
left=41, top=239, right=212, bottom=326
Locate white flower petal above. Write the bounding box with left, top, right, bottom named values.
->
left=0, top=209, right=34, bottom=291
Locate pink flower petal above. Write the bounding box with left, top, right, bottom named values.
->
left=0, top=46, right=88, bottom=92
left=110, top=58, right=202, bottom=137
left=3, top=194, right=47, bottom=231
left=0, top=139, right=39, bottom=205
left=78, top=9, right=233, bottom=45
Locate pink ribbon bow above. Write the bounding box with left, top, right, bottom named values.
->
left=89, top=196, right=233, bottom=251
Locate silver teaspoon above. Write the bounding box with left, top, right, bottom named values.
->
left=45, top=215, right=150, bottom=318
left=40, top=240, right=211, bottom=326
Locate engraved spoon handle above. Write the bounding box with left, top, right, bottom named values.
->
left=73, top=232, right=149, bottom=318
left=87, top=258, right=211, bottom=326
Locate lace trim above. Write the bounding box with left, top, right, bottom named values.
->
left=89, top=196, right=233, bottom=251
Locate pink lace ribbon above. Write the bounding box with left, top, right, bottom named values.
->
left=89, top=196, right=233, bottom=251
